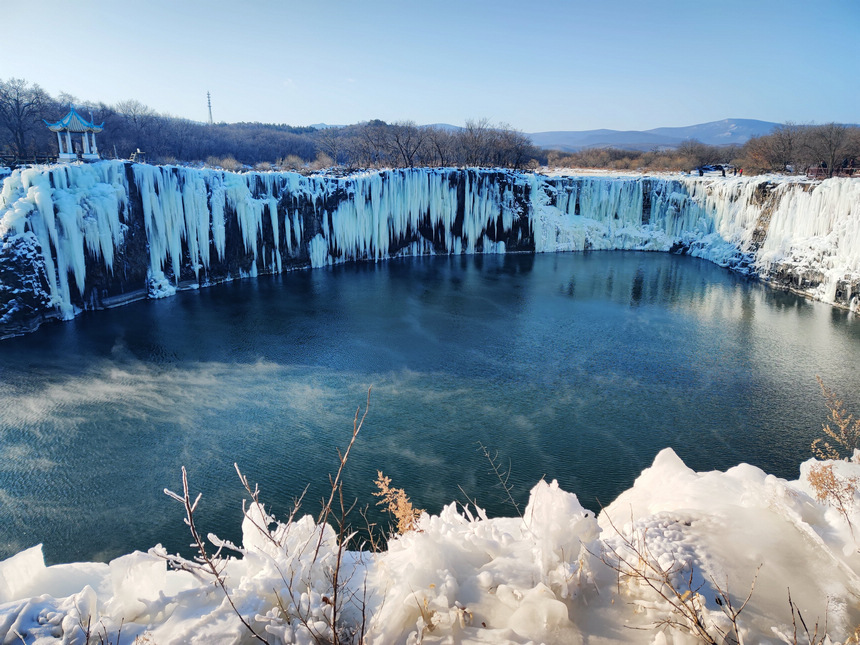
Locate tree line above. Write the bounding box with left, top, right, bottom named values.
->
left=548, top=123, right=860, bottom=177
left=309, top=117, right=538, bottom=170
left=740, top=123, right=860, bottom=177
left=0, top=78, right=539, bottom=171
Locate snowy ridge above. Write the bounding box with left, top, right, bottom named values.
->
left=2, top=450, right=860, bottom=643
left=1, top=162, right=859, bottom=336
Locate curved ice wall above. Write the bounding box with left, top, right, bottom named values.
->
left=1, top=161, right=858, bottom=337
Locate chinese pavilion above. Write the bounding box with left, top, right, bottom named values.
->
left=44, top=107, right=104, bottom=163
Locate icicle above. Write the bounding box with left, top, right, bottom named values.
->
left=309, top=234, right=330, bottom=267
left=180, top=169, right=211, bottom=279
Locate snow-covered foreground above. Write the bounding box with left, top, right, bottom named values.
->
left=2, top=449, right=858, bottom=644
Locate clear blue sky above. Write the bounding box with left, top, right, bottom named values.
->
left=4, top=0, right=858, bottom=132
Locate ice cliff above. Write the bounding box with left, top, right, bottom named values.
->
left=1, top=162, right=858, bottom=337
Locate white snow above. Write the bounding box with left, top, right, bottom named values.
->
left=2, top=450, right=859, bottom=644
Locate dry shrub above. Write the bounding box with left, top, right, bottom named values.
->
left=277, top=154, right=306, bottom=171
left=544, top=145, right=723, bottom=173
left=161, top=391, right=374, bottom=645
left=373, top=471, right=422, bottom=535
left=310, top=152, right=334, bottom=171
left=812, top=376, right=860, bottom=461
left=808, top=463, right=859, bottom=538
left=205, top=155, right=242, bottom=171
left=218, top=156, right=242, bottom=172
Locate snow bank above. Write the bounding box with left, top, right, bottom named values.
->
left=3, top=450, right=859, bottom=644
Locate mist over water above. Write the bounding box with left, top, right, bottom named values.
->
left=1, top=251, right=859, bottom=564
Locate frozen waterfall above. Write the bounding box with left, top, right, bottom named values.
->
left=1, top=162, right=859, bottom=336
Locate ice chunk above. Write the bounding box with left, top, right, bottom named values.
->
left=0, top=544, right=45, bottom=602
left=507, top=583, right=579, bottom=642
left=104, top=551, right=168, bottom=622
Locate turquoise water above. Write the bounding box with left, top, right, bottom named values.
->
left=1, top=251, right=858, bottom=564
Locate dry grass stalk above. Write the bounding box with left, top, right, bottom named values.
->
left=478, top=442, right=522, bottom=517
left=598, top=512, right=758, bottom=644
left=160, top=389, right=375, bottom=645
left=373, top=471, right=423, bottom=535
left=812, top=376, right=860, bottom=461
left=783, top=588, right=847, bottom=645
left=164, top=467, right=271, bottom=644
left=289, top=388, right=372, bottom=645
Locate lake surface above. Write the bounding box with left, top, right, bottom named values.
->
left=2, top=251, right=859, bottom=564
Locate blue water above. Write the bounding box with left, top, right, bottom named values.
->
left=1, top=251, right=859, bottom=564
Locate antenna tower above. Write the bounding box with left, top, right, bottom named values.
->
left=207, top=91, right=213, bottom=125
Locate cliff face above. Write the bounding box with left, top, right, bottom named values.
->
left=1, top=162, right=858, bottom=338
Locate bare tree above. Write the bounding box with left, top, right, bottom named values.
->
left=113, top=98, right=157, bottom=155
left=390, top=121, right=425, bottom=168
left=769, top=122, right=802, bottom=171
left=805, top=123, right=858, bottom=177
left=115, top=99, right=156, bottom=133
left=0, top=78, right=49, bottom=156
left=55, top=92, right=79, bottom=108
left=742, top=135, right=773, bottom=173
left=159, top=116, right=200, bottom=161
left=494, top=123, right=538, bottom=170
left=315, top=126, right=342, bottom=166
left=424, top=126, right=455, bottom=167
left=677, top=139, right=713, bottom=168
left=359, top=119, right=391, bottom=167
left=461, top=117, right=493, bottom=166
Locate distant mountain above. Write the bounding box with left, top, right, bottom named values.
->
left=529, top=118, right=780, bottom=152
left=645, top=119, right=780, bottom=145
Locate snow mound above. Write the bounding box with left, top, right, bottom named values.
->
left=2, top=450, right=860, bottom=643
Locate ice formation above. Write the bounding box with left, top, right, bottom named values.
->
left=1, top=162, right=859, bottom=336
left=2, top=451, right=859, bottom=644
left=0, top=163, right=127, bottom=320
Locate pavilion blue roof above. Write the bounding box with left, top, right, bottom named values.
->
left=45, top=107, right=104, bottom=133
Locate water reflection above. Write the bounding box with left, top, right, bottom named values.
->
left=1, top=251, right=858, bottom=564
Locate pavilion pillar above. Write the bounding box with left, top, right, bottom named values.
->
left=82, top=132, right=90, bottom=155
left=56, top=131, right=64, bottom=155
left=90, top=132, right=98, bottom=155
left=65, top=131, right=73, bottom=156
